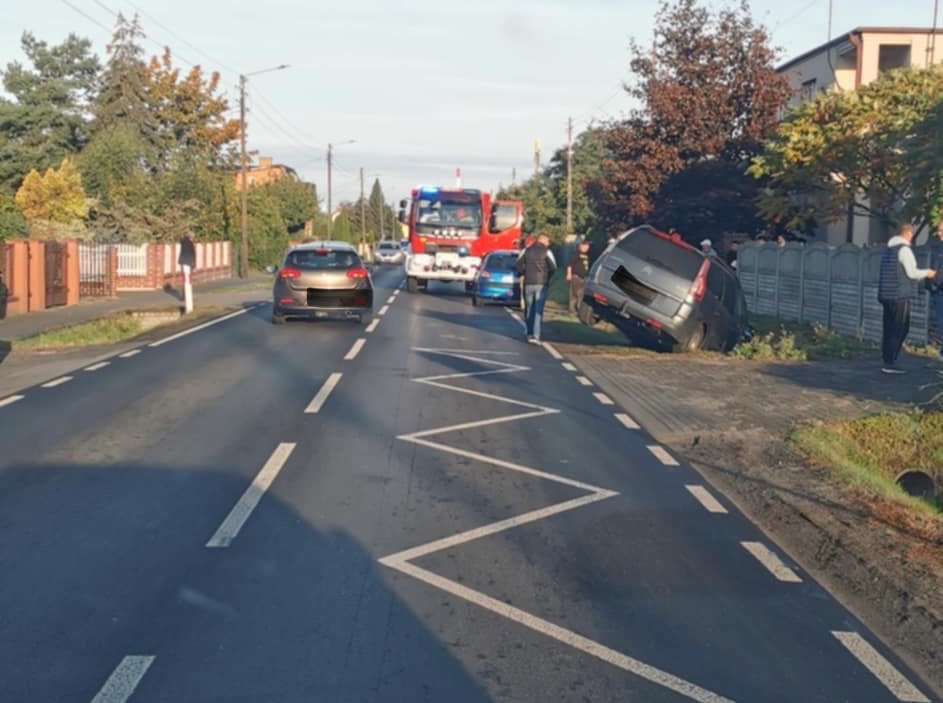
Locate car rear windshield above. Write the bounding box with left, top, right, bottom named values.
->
left=484, top=253, right=519, bottom=271
left=286, top=249, right=359, bottom=270
left=617, top=230, right=703, bottom=281
left=378, top=242, right=397, bottom=250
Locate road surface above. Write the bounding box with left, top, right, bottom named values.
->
left=0, top=266, right=936, bottom=702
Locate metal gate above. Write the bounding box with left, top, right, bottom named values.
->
left=44, top=241, right=67, bottom=307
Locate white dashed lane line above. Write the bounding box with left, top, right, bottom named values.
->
left=561, top=362, right=577, bottom=372
left=89, top=655, right=155, bottom=703
left=84, top=361, right=111, bottom=372
left=592, top=392, right=614, bottom=405
left=42, top=376, right=73, bottom=389
left=832, top=631, right=930, bottom=702
left=741, top=541, right=803, bottom=583
left=685, top=485, right=728, bottom=514
left=576, top=376, right=593, bottom=387
left=365, top=318, right=380, bottom=333
left=206, top=442, right=295, bottom=548
left=648, top=445, right=679, bottom=466
left=615, top=413, right=640, bottom=430
left=0, top=395, right=25, bottom=408
left=305, top=372, right=343, bottom=414
left=386, top=295, right=396, bottom=304
left=119, top=349, right=141, bottom=358
left=378, top=304, right=390, bottom=316
left=344, top=338, right=367, bottom=360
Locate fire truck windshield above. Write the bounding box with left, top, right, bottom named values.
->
left=415, top=197, right=482, bottom=234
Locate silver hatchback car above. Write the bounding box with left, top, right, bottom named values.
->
left=374, top=240, right=405, bottom=265
left=271, top=241, right=373, bottom=324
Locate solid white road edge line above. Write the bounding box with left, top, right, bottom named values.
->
left=0, top=395, right=25, bottom=408
left=305, top=372, right=343, bottom=414
left=118, top=349, right=141, bottom=358
left=365, top=318, right=380, bottom=333
left=562, top=362, right=578, bottom=372
left=832, top=631, right=930, bottom=702
left=741, top=541, right=803, bottom=583
left=542, top=342, right=563, bottom=359
left=89, top=655, right=155, bottom=703
left=344, top=338, right=367, bottom=360
left=593, top=391, right=614, bottom=405
left=84, top=361, right=111, bottom=372
left=576, top=375, right=593, bottom=386
left=685, top=485, right=728, bottom=514
left=148, top=306, right=256, bottom=347
left=206, top=443, right=295, bottom=548
left=380, top=559, right=735, bottom=703
left=42, top=376, right=73, bottom=388
left=379, top=304, right=390, bottom=315
left=648, top=445, right=679, bottom=466
left=615, top=412, right=640, bottom=430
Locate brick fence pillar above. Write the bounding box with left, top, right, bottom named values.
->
left=26, top=240, right=45, bottom=311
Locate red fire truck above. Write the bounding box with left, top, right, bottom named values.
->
left=397, top=185, right=524, bottom=293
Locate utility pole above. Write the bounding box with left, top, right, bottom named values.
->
left=931, top=0, right=940, bottom=65
left=239, top=74, right=249, bottom=279
left=566, top=117, right=574, bottom=235
left=327, top=144, right=334, bottom=238
left=360, top=167, right=366, bottom=253
left=512, top=167, right=517, bottom=185
left=379, top=194, right=385, bottom=240
left=533, top=139, right=541, bottom=175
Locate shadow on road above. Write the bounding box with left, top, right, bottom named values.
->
left=0, top=461, right=492, bottom=703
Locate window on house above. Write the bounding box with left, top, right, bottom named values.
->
left=800, top=78, right=816, bottom=102
left=878, top=44, right=911, bottom=73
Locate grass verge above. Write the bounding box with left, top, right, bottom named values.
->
left=790, top=410, right=943, bottom=520
left=13, top=306, right=231, bottom=351
left=732, top=315, right=878, bottom=361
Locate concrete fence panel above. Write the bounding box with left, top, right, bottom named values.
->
left=829, top=244, right=863, bottom=338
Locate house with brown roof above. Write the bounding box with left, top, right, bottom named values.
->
left=235, top=156, right=299, bottom=190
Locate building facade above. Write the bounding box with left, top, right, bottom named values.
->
left=777, top=27, right=943, bottom=245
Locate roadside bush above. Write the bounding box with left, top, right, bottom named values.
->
left=730, top=328, right=807, bottom=361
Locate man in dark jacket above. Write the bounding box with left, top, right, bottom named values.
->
left=566, top=237, right=591, bottom=315
left=178, top=232, right=196, bottom=313
left=515, top=233, right=556, bottom=343
left=927, top=220, right=943, bottom=358
left=878, top=223, right=936, bottom=374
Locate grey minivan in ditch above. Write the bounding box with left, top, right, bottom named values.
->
left=578, top=225, right=749, bottom=352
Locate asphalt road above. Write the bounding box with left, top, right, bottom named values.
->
left=0, top=265, right=936, bottom=703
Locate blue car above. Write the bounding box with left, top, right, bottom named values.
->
left=472, top=250, right=521, bottom=307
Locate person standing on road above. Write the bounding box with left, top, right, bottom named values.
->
left=516, top=233, right=556, bottom=343
left=566, top=237, right=591, bottom=315
left=700, top=238, right=719, bottom=258
left=926, top=220, right=943, bottom=359
left=178, top=231, right=196, bottom=314
left=878, top=223, right=936, bottom=374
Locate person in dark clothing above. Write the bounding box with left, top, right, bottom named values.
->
left=178, top=232, right=197, bottom=312
left=515, top=233, right=556, bottom=343
left=927, top=220, right=943, bottom=359
left=566, top=237, right=591, bottom=315
left=877, top=223, right=936, bottom=374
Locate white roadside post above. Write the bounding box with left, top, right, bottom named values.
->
left=183, top=265, right=193, bottom=314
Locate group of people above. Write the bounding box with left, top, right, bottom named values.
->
left=878, top=221, right=943, bottom=374
left=513, top=234, right=593, bottom=344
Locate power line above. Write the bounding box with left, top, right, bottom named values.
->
left=59, top=0, right=113, bottom=34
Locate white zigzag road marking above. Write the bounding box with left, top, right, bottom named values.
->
left=381, top=347, right=737, bottom=703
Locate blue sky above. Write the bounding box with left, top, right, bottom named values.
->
left=3, top=0, right=941, bottom=207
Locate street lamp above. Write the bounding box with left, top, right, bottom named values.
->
left=239, top=63, right=289, bottom=279
left=327, top=139, right=356, bottom=238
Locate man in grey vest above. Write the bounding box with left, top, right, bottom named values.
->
left=877, top=223, right=936, bottom=374
left=515, top=233, right=556, bottom=343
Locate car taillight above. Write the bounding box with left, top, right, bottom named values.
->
left=688, top=260, right=710, bottom=302
left=480, top=270, right=491, bottom=278
left=593, top=291, right=609, bottom=305
left=279, top=296, right=294, bottom=305
left=347, top=267, right=368, bottom=279
left=646, top=318, right=663, bottom=329
left=279, top=267, right=301, bottom=279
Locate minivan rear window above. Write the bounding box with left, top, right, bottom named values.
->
left=287, top=249, right=359, bottom=270
left=617, top=230, right=703, bottom=281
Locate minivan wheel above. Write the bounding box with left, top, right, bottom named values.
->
left=577, top=300, right=599, bottom=327
left=676, top=324, right=705, bottom=353
left=406, top=276, right=419, bottom=293
left=271, top=312, right=286, bottom=325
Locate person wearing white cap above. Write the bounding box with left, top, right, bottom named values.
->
left=700, top=238, right=719, bottom=258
